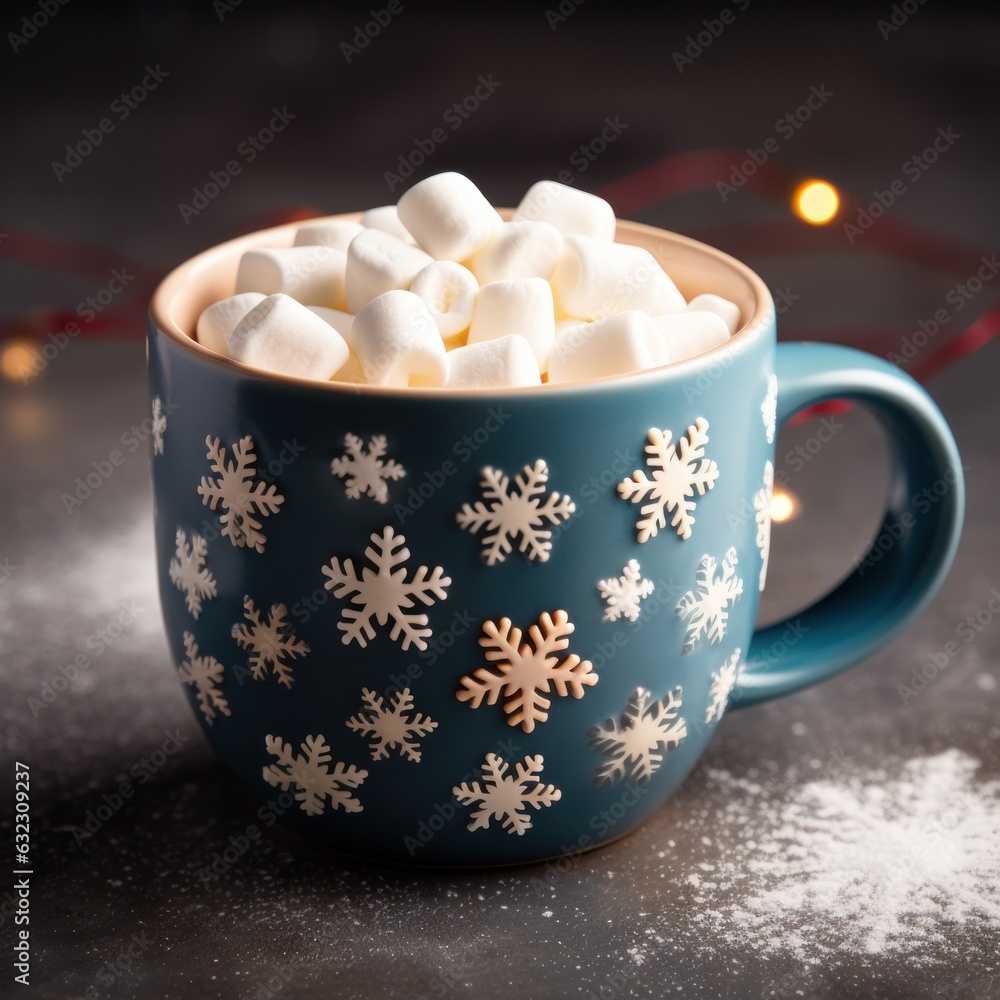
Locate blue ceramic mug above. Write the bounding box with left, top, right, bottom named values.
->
left=148, top=216, right=963, bottom=866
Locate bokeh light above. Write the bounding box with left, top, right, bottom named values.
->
left=792, top=179, right=839, bottom=224
left=770, top=488, right=797, bottom=522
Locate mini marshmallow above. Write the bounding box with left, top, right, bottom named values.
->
left=397, top=171, right=502, bottom=262
left=307, top=306, right=356, bottom=345
left=293, top=219, right=364, bottom=251
left=513, top=180, right=616, bottom=241
left=685, top=293, right=742, bottom=336
left=548, top=311, right=668, bottom=383
left=552, top=235, right=670, bottom=320
left=409, top=260, right=478, bottom=339
left=446, top=335, right=541, bottom=389
left=229, top=294, right=350, bottom=381
left=467, top=278, right=556, bottom=371
left=652, top=311, right=731, bottom=363
left=345, top=229, right=434, bottom=315
left=651, top=269, right=687, bottom=315
left=351, top=290, right=449, bottom=388
left=196, top=292, right=266, bottom=356
left=362, top=205, right=415, bottom=243
left=467, top=220, right=564, bottom=284
left=330, top=350, right=367, bottom=385
left=236, top=246, right=347, bottom=310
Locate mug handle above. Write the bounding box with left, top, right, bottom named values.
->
left=734, top=342, right=965, bottom=707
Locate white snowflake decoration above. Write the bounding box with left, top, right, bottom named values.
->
left=232, top=596, right=311, bottom=688
left=197, top=435, right=284, bottom=554
left=705, top=648, right=742, bottom=724
left=456, top=610, right=598, bottom=733
left=151, top=396, right=167, bottom=455
left=617, top=419, right=719, bottom=542
left=178, top=631, right=230, bottom=723
left=676, top=546, right=744, bottom=653
left=598, top=559, right=655, bottom=623
left=754, top=461, right=774, bottom=591
left=331, top=433, right=405, bottom=504
left=262, top=734, right=367, bottom=816
left=762, top=373, right=778, bottom=444
left=322, top=525, right=451, bottom=652
left=589, top=686, right=688, bottom=786
left=456, top=460, right=576, bottom=565
left=346, top=687, right=437, bottom=763
left=168, top=529, right=217, bottom=620
left=453, top=753, right=561, bottom=836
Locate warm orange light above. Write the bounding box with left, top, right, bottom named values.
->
left=792, top=180, right=839, bottom=225
left=1, top=342, right=40, bottom=383
left=770, top=489, right=797, bottom=523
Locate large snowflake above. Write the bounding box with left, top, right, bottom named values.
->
left=456, top=610, right=598, bottom=733
left=453, top=753, right=561, bottom=836
left=754, top=461, right=774, bottom=591
left=589, top=686, right=688, bottom=785
left=705, top=648, right=741, bottom=724
left=197, top=435, right=284, bottom=554
left=262, top=734, right=367, bottom=816
left=676, top=546, right=743, bottom=653
left=168, top=529, right=217, bottom=620
left=331, top=433, right=405, bottom=504
left=322, top=525, right=451, bottom=651
left=346, top=687, right=437, bottom=762
left=232, top=595, right=311, bottom=688
left=456, top=460, right=576, bottom=565
left=617, top=419, right=719, bottom=542
left=178, top=631, right=230, bottom=723
left=151, top=396, right=167, bottom=456
left=598, top=559, right=655, bottom=622
left=762, top=373, right=777, bottom=444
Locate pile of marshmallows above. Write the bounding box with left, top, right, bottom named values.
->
left=196, top=172, right=742, bottom=389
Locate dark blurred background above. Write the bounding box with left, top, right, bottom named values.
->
left=2, top=4, right=999, bottom=999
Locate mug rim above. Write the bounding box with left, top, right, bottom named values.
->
left=149, top=212, right=774, bottom=398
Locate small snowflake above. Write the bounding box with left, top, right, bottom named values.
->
left=151, top=396, right=167, bottom=455
left=346, top=687, right=437, bottom=762
left=598, top=559, right=655, bottom=623
left=754, top=461, right=774, bottom=591
left=331, top=433, right=406, bottom=504
left=262, top=734, right=367, bottom=816
left=453, top=753, right=561, bottom=836
left=457, top=460, right=576, bottom=565
left=178, top=631, right=230, bottom=723
left=322, top=525, right=451, bottom=651
left=762, top=373, right=778, bottom=444
left=617, top=419, right=719, bottom=542
left=676, top=546, right=743, bottom=653
left=232, top=596, right=311, bottom=688
left=168, top=529, right=217, bottom=620
left=197, top=436, right=284, bottom=553
left=456, top=610, right=598, bottom=733
left=705, top=649, right=741, bottom=724
left=589, top=687, right=687, bottom=786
